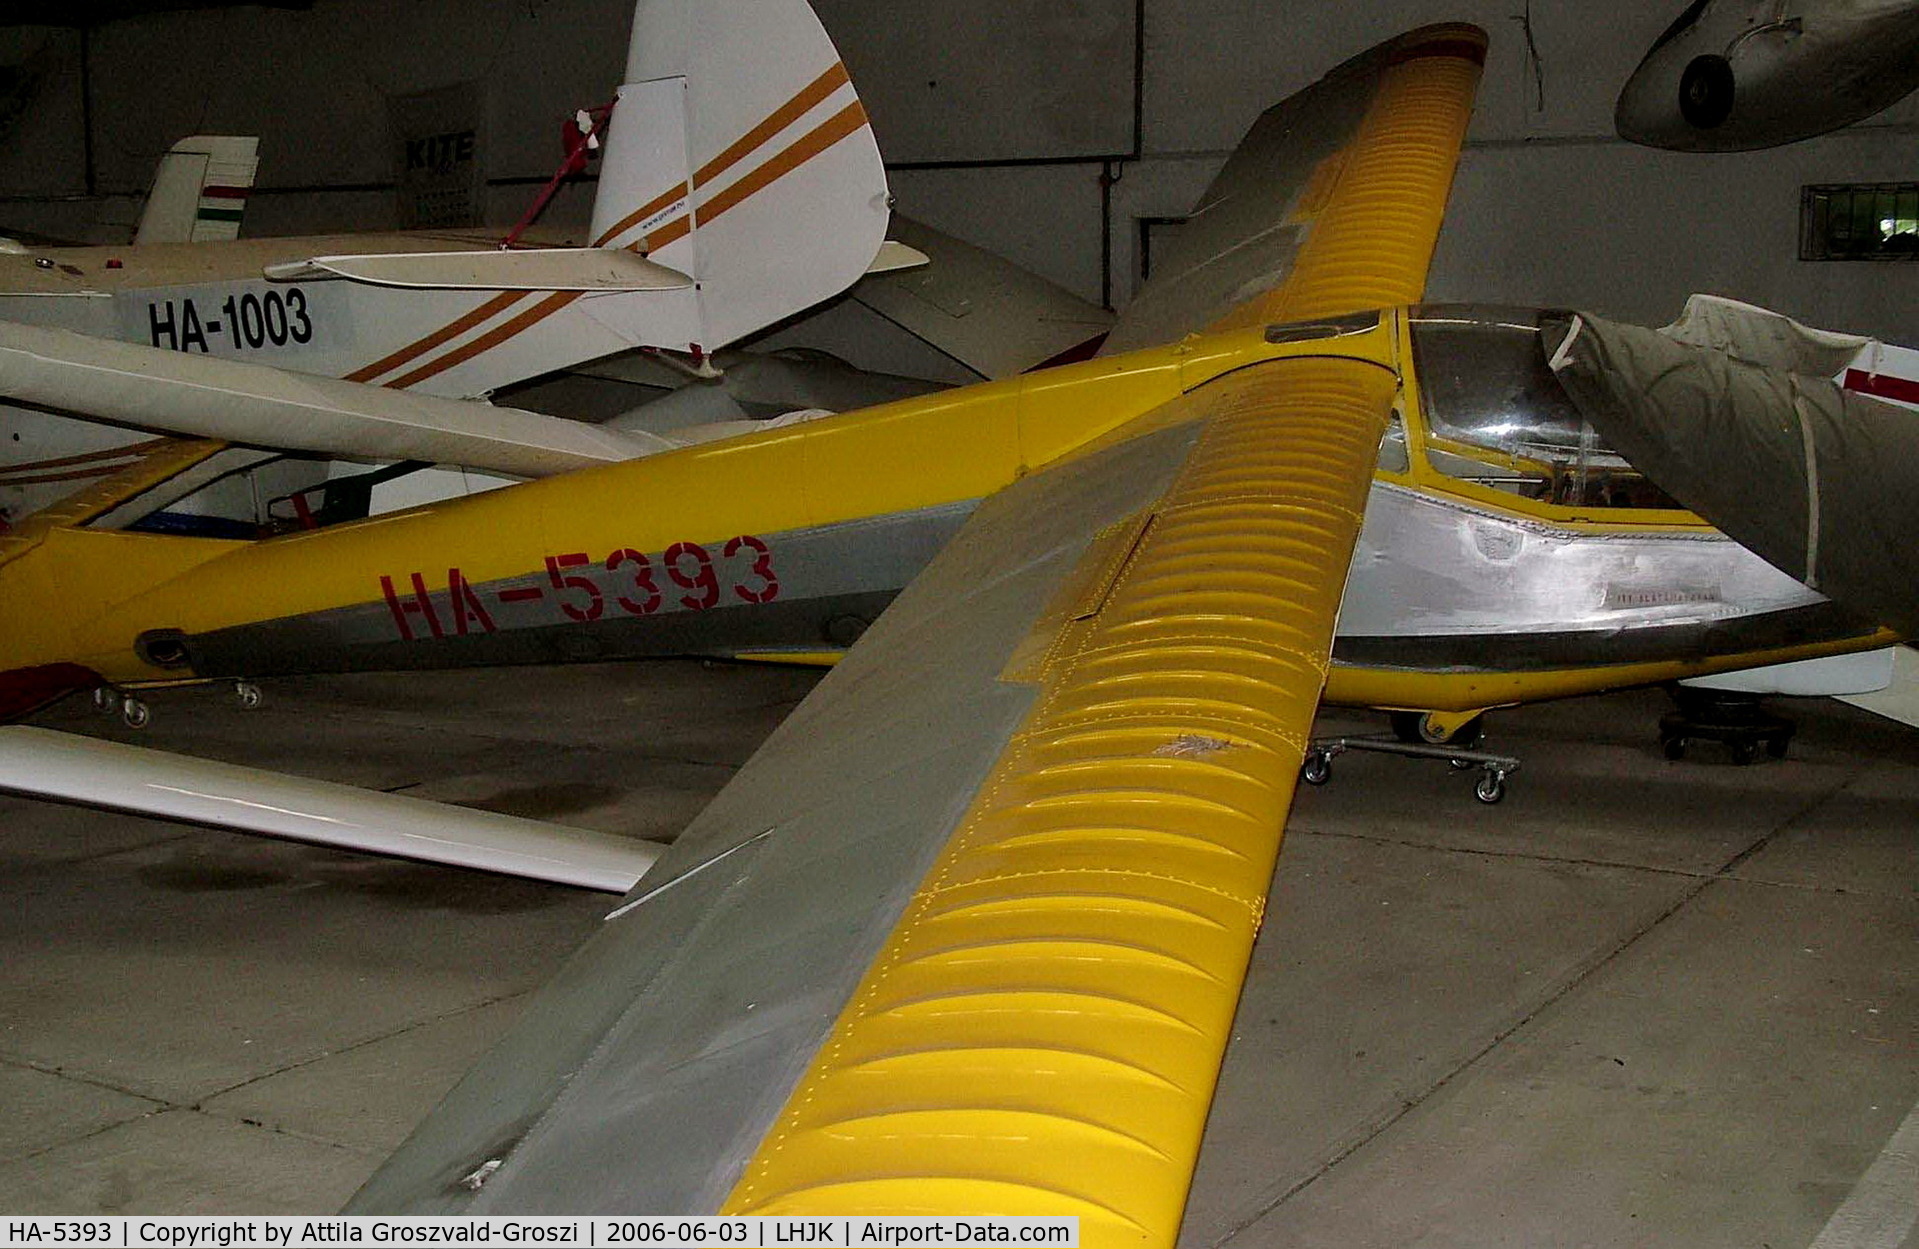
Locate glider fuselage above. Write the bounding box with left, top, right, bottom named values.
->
left=0, top=307, right=1888, bottom=725
left=0, top=236, right=646, bottom=528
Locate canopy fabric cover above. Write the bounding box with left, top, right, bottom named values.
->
left=1546, top=311, right=1917, bottom=639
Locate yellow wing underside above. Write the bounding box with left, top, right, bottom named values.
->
left=0, top=437, right=224, bottom=570
left=716, top=28, right=1486, bottom=1241
left=1215, top=28, right=1485, bottom=329
left=1105, top=23, right=1483, bottom=355
left=723, top=357, right=1398, bottom=1241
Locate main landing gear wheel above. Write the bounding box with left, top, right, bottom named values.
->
left=1391, top=710, right=1485, bottom=748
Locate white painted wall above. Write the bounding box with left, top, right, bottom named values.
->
left=0, top=0, right=1913, bottom=341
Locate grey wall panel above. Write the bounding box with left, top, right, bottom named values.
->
left=0, top=27, right=84, bottom=200
left=889, top=162, right=1110, bottom=299
left=1142, top=3, right=1670, bottom=153
left=0, top=0, right=630, bottom=240
left=1426, top=130, right=1919, bottom=345
left=0, top=0, right=1912, bottom=350
left=814, top=0, right=1138, bottom=164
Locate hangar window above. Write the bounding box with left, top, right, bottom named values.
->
left=1801, top=183, right=1919, bottom=261
left=1407, top=306, right=1681, bottom=512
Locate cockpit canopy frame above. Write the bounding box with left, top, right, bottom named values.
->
left=1395, top=304, right=1696, bottom=526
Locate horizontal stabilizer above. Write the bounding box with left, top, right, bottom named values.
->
left=852, top=217, right=1114, bottom=379
left=1684, top=647, right=1896, bottom=696
left=864, top=241, right=929, bottom=276
left=266, top=248, right=694, bottom=292
left=0, top=320, right=672, bottom=479
left=0, top=726, right=659, bottom=891
left=1840, top=646, right=1919, bottom=729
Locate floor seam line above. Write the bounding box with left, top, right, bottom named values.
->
left=1300, top=827, right=1754, bottom=883
left=190, top=990, right=533, bottom=1105
left=187, top=1104, right=385, bottom=1158
left=1, top=1108, right=172, bottom=1167
left=0, top=1054, right=178, bottom=1108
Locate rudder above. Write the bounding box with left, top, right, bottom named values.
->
left=135, top=135, right=259, bottom=244
left=588, top=0, right=889, bottom=352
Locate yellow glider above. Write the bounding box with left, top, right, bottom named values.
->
left=333, top=22, right=1484, bottom=1238
left=2, top=18, right=1889, bottom=1241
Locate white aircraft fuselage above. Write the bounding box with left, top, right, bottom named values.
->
left=1617, top=0, right=1919, bottom=150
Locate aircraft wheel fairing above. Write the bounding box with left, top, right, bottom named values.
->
left=1679, top=55, right=1735, bottom=129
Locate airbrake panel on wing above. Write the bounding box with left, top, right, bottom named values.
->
left=850, top=217, right=1113, bottom=379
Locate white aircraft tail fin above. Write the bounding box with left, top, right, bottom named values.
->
left=586, top=0, right=890, bottom=351
left=134, top=135, right=259, bottom=244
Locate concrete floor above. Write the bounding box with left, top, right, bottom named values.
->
left=0, top=662, right=1913, bottom=1246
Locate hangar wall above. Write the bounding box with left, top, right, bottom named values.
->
left=0, top=0, right=1913, bottom=342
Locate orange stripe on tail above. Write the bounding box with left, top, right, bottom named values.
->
left=699, top=101, right=869, bottom=225
left=695, top=63, right=851, bottom=188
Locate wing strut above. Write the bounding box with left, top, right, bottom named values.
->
left=0, top=726, right=659, bottom=892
